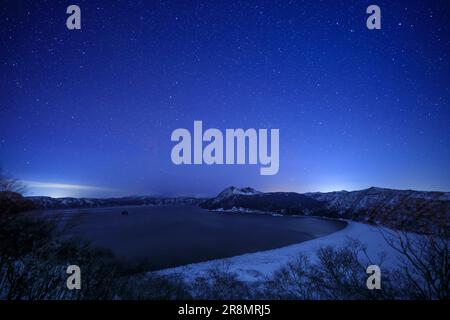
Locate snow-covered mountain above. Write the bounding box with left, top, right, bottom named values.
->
left=202, top=186, right=450, bottom=233
left=204, top=187, right=262, bottom=207
left=28, top=195, right=204, bottom=209
left=218, top=186, right=262, bottom=197
left=305, top=187, right=450, bottom=212
left=305, top=187, right=449, bottom=233
left=2, top=185, right=448, bottom=234
left=201, top=186, right=327, bottom=215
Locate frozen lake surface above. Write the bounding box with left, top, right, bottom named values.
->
left=35, top=205, right=346, bottom=270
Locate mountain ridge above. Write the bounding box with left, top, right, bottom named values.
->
left=27, top=195, right=206, bottom=209
left=3, top=186, right=448, bottom=234
left=201, top=186, right=450, bottom=234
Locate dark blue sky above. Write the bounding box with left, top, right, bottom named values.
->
left=1, top=0, right=449, bottom=197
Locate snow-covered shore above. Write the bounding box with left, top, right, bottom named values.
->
left=156, top=221, right=402, bottom=282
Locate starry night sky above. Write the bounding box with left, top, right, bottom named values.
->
left=0, top=0, right=449, bottom=197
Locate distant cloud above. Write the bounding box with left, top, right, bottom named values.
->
left=22, top=181, right=116, bottom=192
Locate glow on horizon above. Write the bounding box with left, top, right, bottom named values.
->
left=22, top=180, right=118, bottom=198
left=263, top=180, right=365, bottom=194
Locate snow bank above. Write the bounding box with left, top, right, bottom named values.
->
left=156, top=221, right=402, bottom=282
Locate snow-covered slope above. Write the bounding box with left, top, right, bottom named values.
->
left=201, top=187, right=325, bottom=215
left=305, top=187, right=450, bottom=233
left=218, top=186, right=262, bottom=198
left=156, top=221, right=402, bottom=282
left=204, top=187, right=262, bottom=207
left=305, top=187, right=450, bottom=213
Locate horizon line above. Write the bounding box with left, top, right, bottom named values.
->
left=22, top=185, right=450, bottom=199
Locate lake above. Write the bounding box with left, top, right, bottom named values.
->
left=34, top=205, right=346, bottom=270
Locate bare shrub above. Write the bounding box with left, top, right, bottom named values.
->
left=380, top=224, right=449, bottom=300
left=0, top=212, right=194, bottom=300
left=263, top=254, right=316, bottom=299
left=0, top=214, right=119, bottom=299
left=263, top=238, right=400, bottom=300
left=116, top=273, right=191, bottom=300
left=190, top=262, right=252, bottom=299
left=0, top=168, right=27, bottom=194
left=310, top=238, right=398, bottom=299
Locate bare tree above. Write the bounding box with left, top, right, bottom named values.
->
left=264, top=254, right=316, bottom=299
left=380, top=222, right=449, bottom=300
left=0, top=167, right=27, bottom=194
left=262, top=238, right=399, bottom=300
left=191, top=261, right=252, bottom=299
